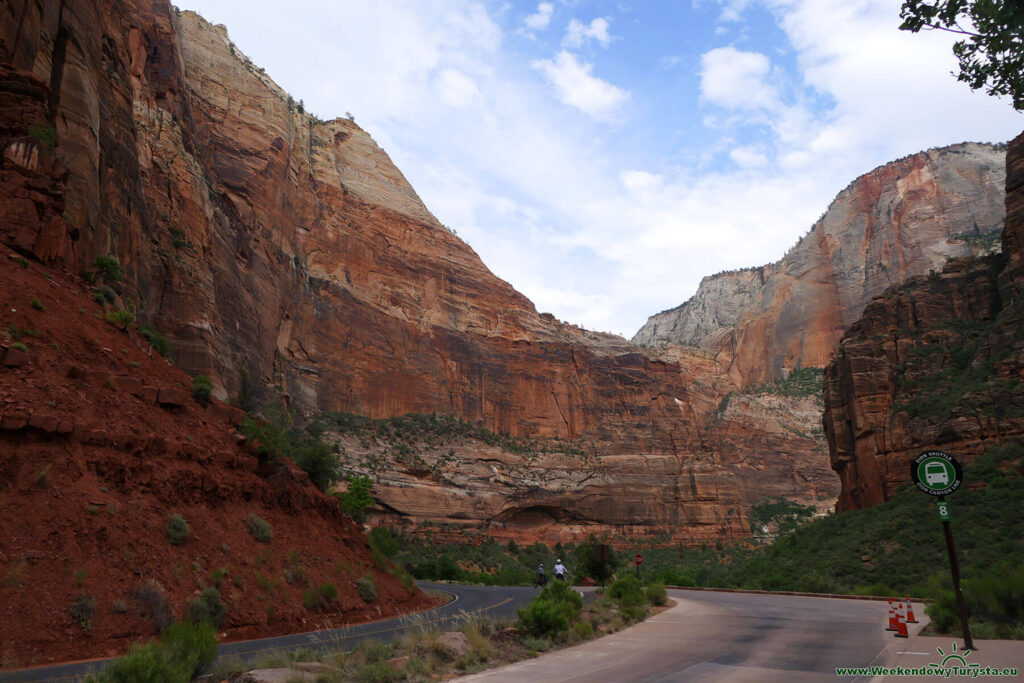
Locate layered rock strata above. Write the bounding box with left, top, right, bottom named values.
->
left=0, top=0, right=799, bottom=544
left=824, top=131, right=1024, bottom=511
left=634, top=144, right=1007, bottom=386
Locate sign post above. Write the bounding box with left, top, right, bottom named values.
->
left=634, top=553, right=643, bottom=580
left=910, top=450, right=973, bottom=649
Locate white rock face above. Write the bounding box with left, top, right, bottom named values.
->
left=633, top=143, right=1007, bottom=384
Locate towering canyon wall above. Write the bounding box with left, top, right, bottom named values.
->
left=3, top=0, right=819, bottom=544
left=823, top=132, right=1024, bottom=512
left=633, top=145, right=1007, bottom=386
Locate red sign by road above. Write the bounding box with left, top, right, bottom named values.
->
left=634, top=553, right=643, bottom=566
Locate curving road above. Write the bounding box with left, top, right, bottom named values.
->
left=1, top=585, right=906, bottom=682
left=0, top=582, right=542, bottom=683
left=464, top=588, right=903, bottom=682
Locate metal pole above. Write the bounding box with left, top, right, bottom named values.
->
left=939, top=495, right=974, bottom=650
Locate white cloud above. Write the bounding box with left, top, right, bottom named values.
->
left=435, top=68, right=480, bottom=107
left=700, top=46, right=779, bottom=110
left=181, top=0, right=1023, bottom=338
left=524, top=2, right=554, bottom=31
left=532, top=50, right=630, bottom=122
left=716, top=0, right=753, bottom=22
left=729, top=146, right=768, bottom=168
left=564, top=17, right=612, bottom=48
left=621, top=170, right=664, bottom=194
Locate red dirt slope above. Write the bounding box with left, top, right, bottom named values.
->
left=0, top=250, right=434, bottom=669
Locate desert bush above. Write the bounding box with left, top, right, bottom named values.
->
left=87, top=620, right=216, bottom=682
left=283, top=565, right=306, bottom=586
left=93, top=255, right=124, bottom=282
left=134, top=580, right=172, bottom=632
left=357, top=575, right=377, bottom=602
left=11, top=342, right=27, bottom=352
left=517, top=580, right=583, bottom=636
left=186, top=587, right=226, bottom=627
left=190, top=375, right=212, bottom=406
left=303, top=582, right=339, bottom=611
left=164, top=514, right=189, bottom=545
left=139, top=323, right=170, bottom=357
left=31, top=298, right=44, bottom=311
left=104, top=307, right=135, bottom=329
left=28, top=124, right=56, bottom=148
left=368, top=527, right=399, bottom=558
left=521, top=636, right=550, bottom=652
left=645, top=581, right=667, bottom=606
left=161, top=620, right=217, bottom=679
left=95, top=285, right=117, bottom=303
left=245, top=514, right=273, bottom=543
left=337, top=475, right=374, bottom=523
left=70, top=595, right=96, bottom=631
left=608, top=574, right=645, bottom=608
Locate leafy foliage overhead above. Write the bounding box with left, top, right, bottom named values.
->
left=900, top=0, right=1024, bottom=109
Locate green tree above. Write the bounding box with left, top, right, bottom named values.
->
left=900, top=1, right=1024, bottom=109
left=337, top=475, right=375, bottom=523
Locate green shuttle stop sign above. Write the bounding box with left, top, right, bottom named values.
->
left=910, top=450, right=963, bottom=497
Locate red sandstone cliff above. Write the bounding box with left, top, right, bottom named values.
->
left=633, top=144, right=1007, bottom=386
left=0, top=0, right=782, bottom=545
left=823, top=131, right=1024, bottom=512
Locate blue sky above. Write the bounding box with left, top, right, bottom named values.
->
left=181, top=0, right=1023, bottom=338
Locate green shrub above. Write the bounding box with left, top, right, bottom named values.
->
left=87, top=620, right=217, bottom=683
left=357, top=575, right=377, bottom=602
left=645, top=581, right=667, bottom=606
left=15, top=257, right=29, bottom=269
left=368, top=527, right=399, bottom=558
left=337, top=475, right=375, bottom=523
left=283, top=565, right=306, bottom=586
left=161, top=620, right=217, bottom=679
left=522, top=636, right=550, bottom=652
left=303, top=582, right=339, bottom=610
left=186, top=587, right=225, bottom=627
left=28, top=124, right=56, bottom=148
left=105, top=307, right=135, bottom=329
left=608, top=575, right=645, bottom=607
left=11, top=342, right=27, bottom=352
left=165, top=514, right=189, bottom=545
left=93, top=255, right=124, bottom=282
left=517, top=580, right=583, bottom=636
left=245, top=514, right=273, bottom=543
left=70, top=595, right=96, bottom=631
left=292, top=436, right=341, bottom=491
left=31, top=298, right=44, bottom=311
left=191, top=375, right=212, bottom=406
left=95, top=285, right=117, bottom=304
left=140, top=323, right=170, bottom=357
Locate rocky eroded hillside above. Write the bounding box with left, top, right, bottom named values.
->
left=824, top=132, right=1024, bottom=511
left=634, top=143, right=1006, bottom=386
left=0, top=252, right=434, bottom=667
left=0, top=0, right=841, bottom=545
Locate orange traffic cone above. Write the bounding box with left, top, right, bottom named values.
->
left=895, top=613, right=909, bottom=638
left=887, top=609, right=897, bottom=631
left=906, top=598, right=917, bottom=624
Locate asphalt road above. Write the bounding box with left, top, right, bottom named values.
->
left=0, top=586, right=899, bottom=682
left=0, top=582, right=542, bottom=683
left=465, top=589, right=896, bottom=682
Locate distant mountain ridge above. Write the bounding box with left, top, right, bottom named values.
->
left=633, top=143, right=1007, bottom=385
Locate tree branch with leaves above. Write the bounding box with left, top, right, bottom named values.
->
left=900, top=0, right=1024, bottom=110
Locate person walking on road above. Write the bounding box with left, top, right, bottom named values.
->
left=554, top=559, right=567, bottom=581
